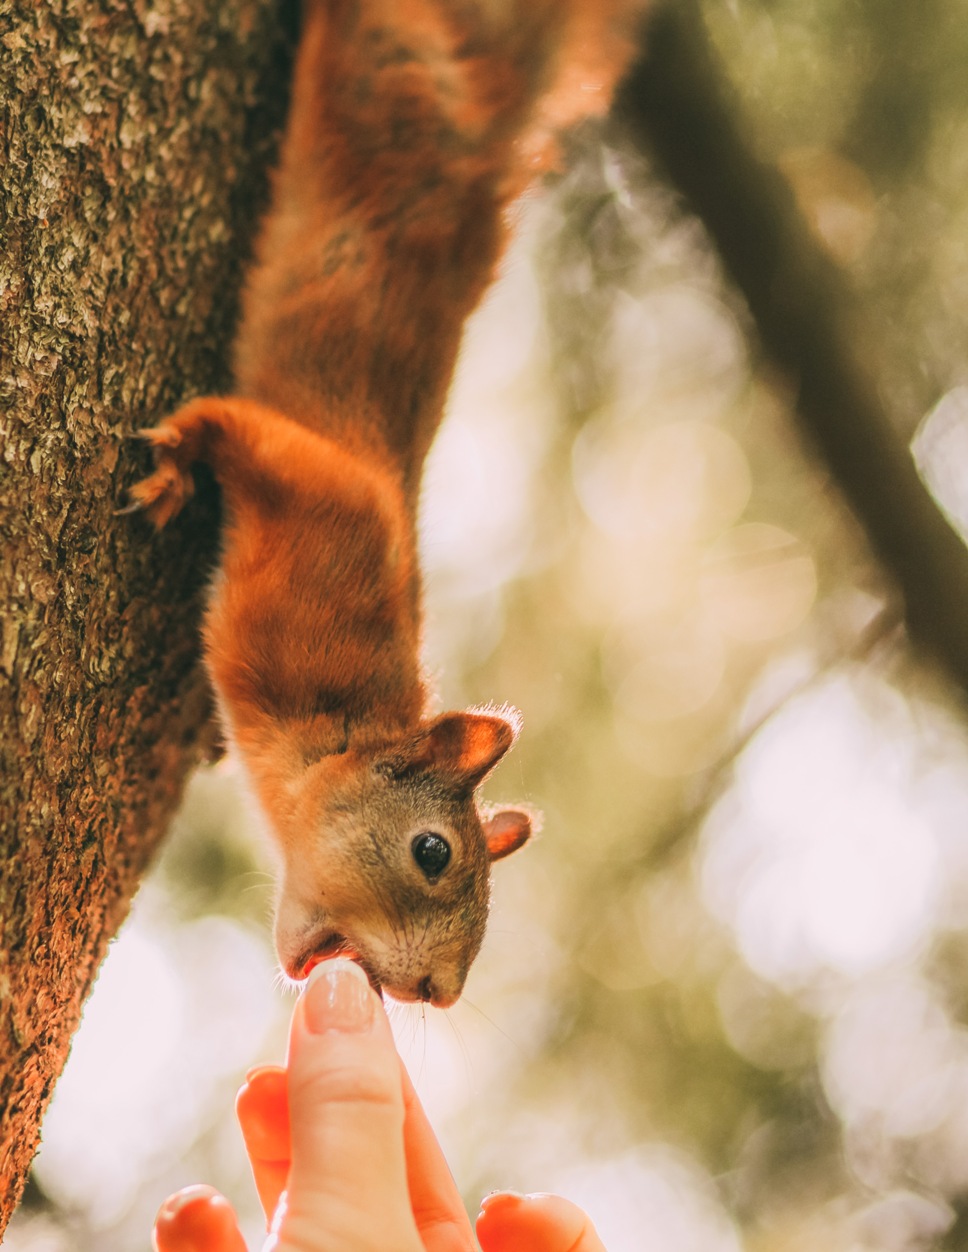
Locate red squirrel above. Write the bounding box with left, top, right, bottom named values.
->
left=126, top=0, right=638, bottom=1005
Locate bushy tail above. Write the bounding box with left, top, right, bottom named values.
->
left=233, top=0, right=643, bottom=490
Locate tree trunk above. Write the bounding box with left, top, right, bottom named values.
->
left=0, top=0, right=291, bottom=1232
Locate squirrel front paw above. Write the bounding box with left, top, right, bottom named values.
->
left=119, top=423, right=196, bottom=529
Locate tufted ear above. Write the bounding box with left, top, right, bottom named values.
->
left=483, top=809, right=533, bottom=862
left=378, top=710, right=520, bottom=789
left=429, top=711, right=517, bottom=787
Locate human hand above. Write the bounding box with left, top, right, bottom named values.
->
left=152, top=958, right=606, bottom=1252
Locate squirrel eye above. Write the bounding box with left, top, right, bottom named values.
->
left=411, top=832, right=451, bottom=880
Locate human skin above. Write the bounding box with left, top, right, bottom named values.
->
left=152, top=960, right=606, bottom=1252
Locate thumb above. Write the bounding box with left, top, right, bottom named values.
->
left=477, top=1192, right=609, bottom=1252
left=276, top=958, right=422, bottom=1252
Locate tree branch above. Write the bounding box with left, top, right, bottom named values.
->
left=615, top=0, right=968, bottom=698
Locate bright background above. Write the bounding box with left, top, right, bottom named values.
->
left=11, top=3, right=968, bottom=1248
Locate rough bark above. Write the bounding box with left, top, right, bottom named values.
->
left=0, top=0, right=291, bottom=1231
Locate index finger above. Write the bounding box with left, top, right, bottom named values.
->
left=236, top=1053, right=475, bottom=1251
left=399, top=1061, right=476, bottom=1252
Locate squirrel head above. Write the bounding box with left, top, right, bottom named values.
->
left=272, top=709, right=533, bottom=1006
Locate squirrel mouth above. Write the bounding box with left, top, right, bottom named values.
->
left=296, top=934, right=382, bottom=996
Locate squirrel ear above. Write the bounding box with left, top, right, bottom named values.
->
left=375, top=709, right=521, bottom=786
left=423, top=710, right=518, bottom=788
left=483, top=809, right=533, bottom=861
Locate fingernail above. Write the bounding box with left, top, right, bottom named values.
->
left=304, top=958, right=374, bottom=1034
left=478, top=1191, right=523, bottom=1218
left=244, top=1064, right=281, bottom=1083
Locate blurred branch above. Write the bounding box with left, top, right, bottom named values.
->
left=614, top=0, right=968, bottom=702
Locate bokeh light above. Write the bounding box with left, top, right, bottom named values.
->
left=701, top=673, right=944, bottom=985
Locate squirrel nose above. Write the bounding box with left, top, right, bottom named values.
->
left=416, top=974, right=461, bottom=1009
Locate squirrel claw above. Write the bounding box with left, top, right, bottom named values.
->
left=119, top=419, right=195, bottom=528
left=114, top=496, right=147, bottom=517
left=128, top=424, right=184, bottom=449
left=120, top=457, right=195, bottom=529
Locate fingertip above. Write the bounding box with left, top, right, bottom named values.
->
left=299, top=958, right=378, bottom=1036
left=477, top=1189, right=524, bottom=1220
left=237, top=1065, right=289, bottom=1151
left=153, top=1185, right=248, bottom=1252
left=477, top=1191, right=606, bottom=1252
left=245, top=1064, right=286, bottom=1085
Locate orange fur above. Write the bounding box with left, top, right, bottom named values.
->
left=127, top=0, right=640, bottom=1004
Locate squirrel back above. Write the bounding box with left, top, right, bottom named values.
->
left=235, top=0, right=638, bottom=496
left=126, top=0, right=640, bottom=1005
